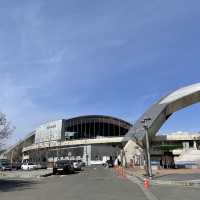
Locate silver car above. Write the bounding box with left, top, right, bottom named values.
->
left=0, top=159, right=12, bottom=171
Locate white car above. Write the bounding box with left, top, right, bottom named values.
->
left=21, top=163, right=38, bottom=170
left=90, top=160, right=106, bottom=165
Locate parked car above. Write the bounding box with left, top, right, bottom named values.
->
left=80, top=161, right=86, bottom=167
left=53, top=160, right=74, bottom=175
left=12, top=162, right=22, bottom=170
left=72, top=160, right=82, bottom=171
left=91, top=160, right=107, bottom=165
left=0, top=159, right=12, bottom=171
left=106, top=159, right=114, bottom=168
left=21, top=162, right=38, bottom=170
left=34, top=163, right=47, bottom=170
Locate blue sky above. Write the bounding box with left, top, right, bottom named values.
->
left=0, top=0, right=200, bottom=144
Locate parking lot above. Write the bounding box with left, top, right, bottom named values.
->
left=0, top=166, right=146, bottom=200
left=1, top=166, right=200, bottom=200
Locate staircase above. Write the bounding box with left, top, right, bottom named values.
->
left=175, top=148, right=200, bottom=164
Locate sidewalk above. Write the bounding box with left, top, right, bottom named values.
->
left=125, top=168, right=200, bottom=188
left=0, top=169, right=53, bottom=179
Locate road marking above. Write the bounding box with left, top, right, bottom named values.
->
left=127, top=175, right=159, bottom=200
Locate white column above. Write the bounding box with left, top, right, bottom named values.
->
left=193, top=141, right=197, bottom=149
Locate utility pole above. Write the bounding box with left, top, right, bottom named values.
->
left=141, top=118, right=152, bottom=179
left=59, top=139, right=62, bottom=160
left=10, top=150, right=13, bottom=169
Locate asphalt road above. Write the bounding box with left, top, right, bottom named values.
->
left=1, top=167, right=200, bottom=200
left=0, top=167, right=146, bottom=200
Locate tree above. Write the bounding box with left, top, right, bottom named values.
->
left=0, top=112, right=14, bottom=147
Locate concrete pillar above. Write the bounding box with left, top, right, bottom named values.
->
left=183, top=141, right=189, bottom=150
left=83, top=145, right=91, bottom=166
left=193, top=141, right=197, bottom=149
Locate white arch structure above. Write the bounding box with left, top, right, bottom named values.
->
left=125, top=83, right=200, bottom=145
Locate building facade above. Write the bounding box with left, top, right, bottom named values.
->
left=15, top=115, right=132, bottom=166
left=1, top=115, right=200, bottom=168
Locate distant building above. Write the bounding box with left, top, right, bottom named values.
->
left=1, top=115, right=200, bottom=168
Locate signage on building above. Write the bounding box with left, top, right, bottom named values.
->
left=35, top=120, right=63, bottom=144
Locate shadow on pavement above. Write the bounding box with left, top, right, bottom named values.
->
left=52, top=171, right=81, bottom=176
left=0, top=179, right=37, bottom=192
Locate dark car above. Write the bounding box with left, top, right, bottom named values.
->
left=53, top=160, right=74, bottom=175
left=0, top=159, right=12, bottom=171
left=106, top=159, right=114, bottom=168
left=12, top=162, right=22, bottom=170
left=80, top=160, right=86, bottom=167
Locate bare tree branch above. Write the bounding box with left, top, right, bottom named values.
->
left=0, top=112, right=15, bottom=147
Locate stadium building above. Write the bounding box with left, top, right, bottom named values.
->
left=2, top=115, right=133, bottom=166
left=2, top=115, right=200, bottom=168
left=2, top=83, right=200, bottom=168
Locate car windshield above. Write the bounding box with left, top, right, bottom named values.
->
left=1, top=162, right=9, bottom=166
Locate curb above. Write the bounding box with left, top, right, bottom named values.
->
left=127, top=175, right=159, bottom=200
left=125, top=169, right=200, bottom=188
left=125, top=170, right=145, bottom=182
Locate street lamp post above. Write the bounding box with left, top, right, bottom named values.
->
left=141, top=118, right=152, bottom=179
left=68, top=152, right=72, bottom=161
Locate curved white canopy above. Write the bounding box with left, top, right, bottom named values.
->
left=160, top=83, right=200, bottom=104
left=125, top=82, right=200, bottom=145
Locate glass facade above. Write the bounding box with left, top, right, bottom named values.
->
left=63, top=115, right=131, bottom=140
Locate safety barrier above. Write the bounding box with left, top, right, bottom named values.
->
left=113, top=166, right=127, bottom=179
